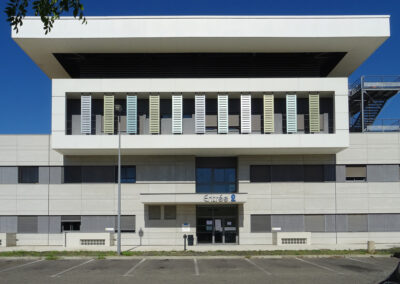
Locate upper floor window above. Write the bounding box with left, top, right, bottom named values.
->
left=250, top=165, right=335, bottom=182
left=345, top=165, right=367, bottom=181
left=119, top=166, right=136, bottom=183
left=18, top=167, right=39, bottom=184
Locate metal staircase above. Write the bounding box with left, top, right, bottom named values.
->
left=349, top=76, right=400, bottom=132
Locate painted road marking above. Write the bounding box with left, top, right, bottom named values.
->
left=0, top=259, right=44, bottom=273
left=50, top=259, right=94, bottom=278
left=123, top=258, right=146, bottom=277
left=295, top=257, right=344, bottom=275
left=193, top=258, right=200, bottom=276
left=346, top=257, right=374, bottom=264
left=244, top=258, right=272, bottom=275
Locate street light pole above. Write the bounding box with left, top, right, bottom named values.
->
left=115, top=105, right=122, bottom=256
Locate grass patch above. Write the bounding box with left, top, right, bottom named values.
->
left=0, top=248, right=399, bottom=258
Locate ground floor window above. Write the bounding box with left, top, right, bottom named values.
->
left=196, top=205, right=238, bottom=244
left=61, top=216, right=81, bottom=232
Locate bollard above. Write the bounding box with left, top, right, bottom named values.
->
left=367, top=240, right=375, bottom=254
left=183, top=234, right=187, bottom=251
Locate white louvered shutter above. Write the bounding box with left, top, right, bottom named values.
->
left=309, top=94, right=320, bottom=133
left=218, top=95, right=229, bottom=134
left=172, top=95, right=183, bottom=134
left=126, top=96, right=137, bottom=134
left=195, top=95, right=206, bottom=134
left=103, top=95, right=114, bottom=134
left=81, top=95, right=92, bottom=134
left=149, top=95, right=160, bottom=134
left=263, top=94, right=274, bottom=133
left=286, top=94, right=297, bottom=133
left=240, top=94, right=252, bottom=134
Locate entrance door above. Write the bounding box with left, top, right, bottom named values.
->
left=196, top=205, right=238, bottom=244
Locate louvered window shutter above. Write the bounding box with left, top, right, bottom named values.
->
left=172, top=95, right=183, bottom=134
left=240, top=94, right=252, bottom=134
left=103, top=95, right=115, bottom=134
left=149, top=95, right=160, bottom=134
left=309, top=94, right=320, bottom=133
left=218, top=95, right=229, bottom=134
left=286, top=94, right=297, bottom=133
left=195, top=95, right=206, bottom=134
left=81, top=95, right=92, bottom=134
left=263, top=94, right=274, bottom=133
left=126, top=96, right=137, bottom=134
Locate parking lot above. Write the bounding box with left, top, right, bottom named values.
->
left=0, top=256, right=398, bottom=283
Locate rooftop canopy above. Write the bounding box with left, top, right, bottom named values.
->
left=12, top=15, right=390, bottom=78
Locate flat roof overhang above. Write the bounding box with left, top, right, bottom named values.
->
left=12, top=15, right=390, bottom=78
left=140, top=193, right=247, bottom=204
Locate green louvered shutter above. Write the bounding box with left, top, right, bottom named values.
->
left=149, top=95, right=160, bottom=134
left=103, top=95, right=115, bottom=134
left=263, top=94, right=274, bottom=133
left=309, top=94, right=320, bottom=133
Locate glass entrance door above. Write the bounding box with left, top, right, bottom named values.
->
left=196, top=205, right=238, bottom=244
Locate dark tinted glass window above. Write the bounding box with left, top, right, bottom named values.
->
left=164, top=206, right=177, bottom=220
left=18, top=167, right=39, bottom=183
left=271, top=165, right=304, bottom=182
left=149, top=206, right=161, bottom=220
left=61, top=216, right=81, bottom=232
left=250, top=165, right=271, bottom=182
left=82, top=166, right=115, bottom=183
left=251, top=215, right=271, bottom=232
left=117, top=166, right=136, bottom=183
left=64, top=166, right=82, bottom=183
left=196, top=168, right=236, bottom=193
left=304, top=165, right=324, bottom=182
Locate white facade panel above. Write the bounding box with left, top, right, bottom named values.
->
left=172, top=95, right=183, bottom=134
left=240, top=95, right=252, bottom=134
left=286, top=94, right=297, bottom=134
left=218, top=95, right=229, bottom=134
left=195, top=95, right=206, bottom=134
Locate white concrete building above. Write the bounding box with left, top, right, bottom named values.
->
left=1, top=15, right=400, bottom=249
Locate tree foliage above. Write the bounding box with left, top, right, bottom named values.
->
left=5, top=0, right=86, bottom=34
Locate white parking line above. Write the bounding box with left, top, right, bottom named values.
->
left=50, top=259, right=94, bottom=278
left=123, top=258, right=146, bottom=277
left=244, top=258, right=272, bottom=275
left=295, top=257, right=344, bottom=275
left=193, top=258, right=200, bottom=276
left=346, top=257, right=373, bottom=264
left=0, top=259, right=44, bottom=273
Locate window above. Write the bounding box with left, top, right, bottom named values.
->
left=251, top=215, right=271, bottom=232
left=196, top=167, right=236, bottom=193
left=348, top=214, right=368, bottom=232
left=17, top=216, right=38, bottom=233
left=64, top=166, right=82, bottom=183
left=250, top=165, right=335, bottom=183
left=120, top=215, right=136, bottom=233
left=250, top=165, right=271, bottom=182
left=304, top=215, right=325, bottom=232
left=346, top=165, right=367, bottom=181
left=18, top=167, right=39, bottom=183
left=271, top=165, right=304, bottom=182
left=149, top=206, right=161, bottom=220
left=164, top=206, right=176, bottom=220
left=119, top=166, right=136, bottom=183
left=82, top=166, right=115, bottom=183
left=61, top=216, right=81, bottom=231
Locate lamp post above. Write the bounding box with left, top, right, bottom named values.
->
left=115, top=104, right=123, bottom=256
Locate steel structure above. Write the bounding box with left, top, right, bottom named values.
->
left=349, top=75, right=400, bottom=132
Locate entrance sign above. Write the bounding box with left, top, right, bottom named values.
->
left=203, top=194, right=236, bottom=203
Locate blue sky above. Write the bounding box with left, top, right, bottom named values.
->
left=0, top=0, right=399, bottom=134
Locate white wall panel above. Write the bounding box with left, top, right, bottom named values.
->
left=240, top=94, right=252, bottom=134
left=218, top=95, right=229, bottom=134
left=195, top=95, right=206, bottom=134
left=126, top=96, right=137, bottom=134
left=81, top=96, right=92, bottom=134
left=172, top=95, right=183, bottom=134
left=286, top=94, right=297, bottom=133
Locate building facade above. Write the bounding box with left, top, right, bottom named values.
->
left=1, top=15, right=399, bottom=249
